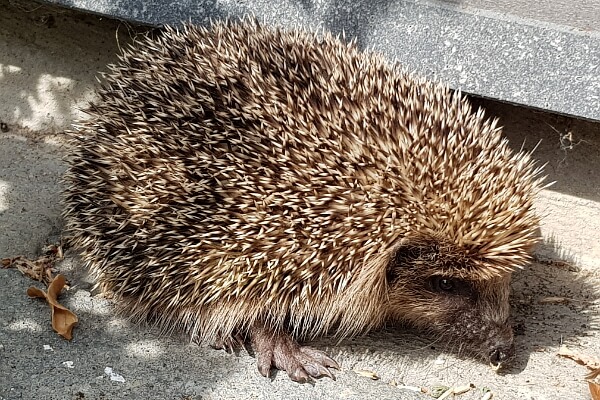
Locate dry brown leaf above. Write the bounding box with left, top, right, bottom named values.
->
left=588, top=367, right=600, bottom=400
left=590, top=380, right=600, bottom=400
left=558, top=347, right=600, bottom=399
left=558, top=345, right=600, bottom=370
left=588, top=367, right=600, bottom=380
left=2, top=244, right=64, bottom=287
left=27, top=274, right=78, bottom=340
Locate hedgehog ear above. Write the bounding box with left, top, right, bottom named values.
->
left=386, top=238, right=415, bottom=284
left=385, top=236, right=441, bottom=284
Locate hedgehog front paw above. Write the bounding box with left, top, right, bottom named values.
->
left=250, top=323, right=340, bottom=383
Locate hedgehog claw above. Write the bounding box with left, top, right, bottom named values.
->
left=302, top=361, right=335, bottom=380
left=212, top=333, right=245, bottom=354
left=300, top=347, right=340, bottom=370
left=251, top=323, right=338, bottom=382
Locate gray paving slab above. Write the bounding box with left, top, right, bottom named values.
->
left=38, top=0, right=600, bottom=122
left=438, top=0, right=599, bottom=33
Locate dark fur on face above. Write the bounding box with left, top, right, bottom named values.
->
left=386, top=238, right=514, bottom=366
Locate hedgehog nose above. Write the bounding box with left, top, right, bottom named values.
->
left=489, top=342, right=515, bottom=367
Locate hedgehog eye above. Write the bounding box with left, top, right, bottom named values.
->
left=431, top=276, right=456, bottom=293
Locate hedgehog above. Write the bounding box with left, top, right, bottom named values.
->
left=62, top=19, right=546, bottom=382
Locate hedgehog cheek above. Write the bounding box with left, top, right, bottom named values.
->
left=431, top=275, right=515, bottom=369
left=471, top=275, right=515, bottom=365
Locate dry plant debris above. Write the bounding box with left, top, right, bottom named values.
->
left=588, top=368, right=600, bottom=400
left=3, top=244, right=78, bottom=340
left=558, top=345, right=600, bottom=399
left=389, top=380, right=427, bottom=393
left=590, top=379, right=600, bottom=400
left=558, top=345, right=600, bottom=371
left=353, top=368, right=380, bottom=380
left=538, top=296, right=571, bottom=305
left=2, top=244, right=64, bottom=287
left=435, top=384, right=475, bottom=399
left=27, top=274, right=78, bottom=340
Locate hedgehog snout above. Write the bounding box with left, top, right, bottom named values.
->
left=489, top=341, right=515, bottom=368
left=482, top=321, right=515, bottom=369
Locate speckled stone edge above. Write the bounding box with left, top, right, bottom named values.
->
left=40, top=0, right=600, bottom=121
